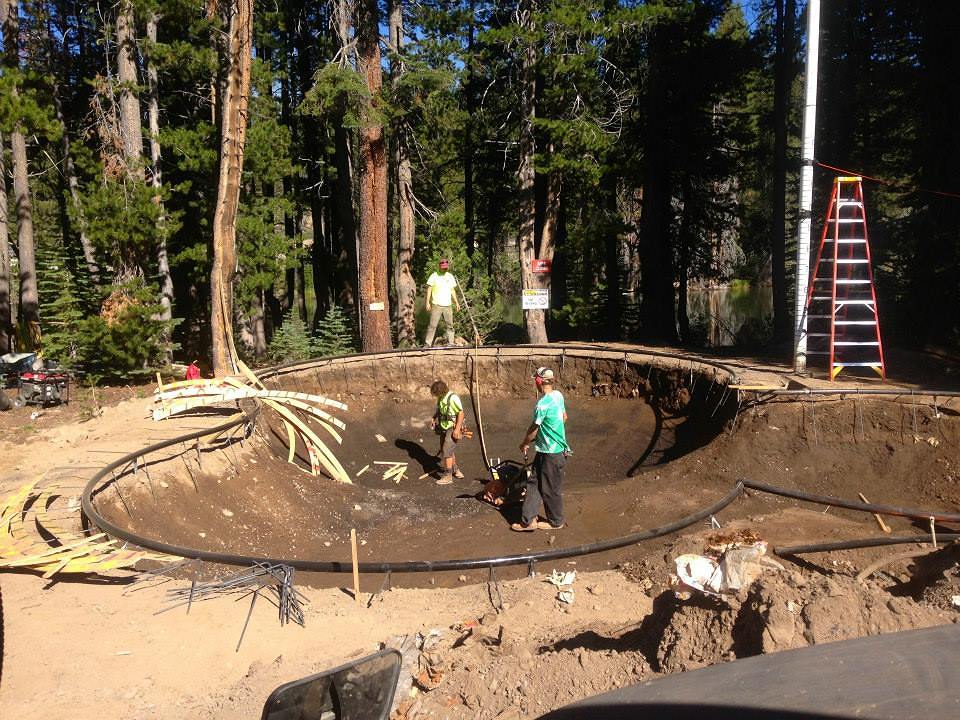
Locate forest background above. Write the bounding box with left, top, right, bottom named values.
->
left=0, top=0, right=957, bottom=379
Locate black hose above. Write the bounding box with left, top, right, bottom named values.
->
left=775, top=534, right=960, bottom=556
left=82, top=344, right=960, bottom=575
left=83, top=411, right=256, bottom=505
left=742, top=478, right=960, bottom=523
left=83, top=446, right=743, bottom=572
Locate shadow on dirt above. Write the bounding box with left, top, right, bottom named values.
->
left=395, top=438, right=440, bottom=475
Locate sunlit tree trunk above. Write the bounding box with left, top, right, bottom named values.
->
left=147, top=11, right=173, bottom=325
left=210, top=0, right=253, bottom=376
left=389, top=0, right=416, bottom=347
left=116, top=0, right=143, bottom=174
left=354, top=0, right=391, bottom=351
left=0, top=129, right=11, bottom=353
left=252, top=290, right=267, bottom=356
left=4, top=1, right=38, bottom=342
left=517, top=0, right=547, bottom=344
left=10, top=126, right=38, bottom=339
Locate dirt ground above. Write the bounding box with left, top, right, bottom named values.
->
left=1, top=346, right=959, bottom=719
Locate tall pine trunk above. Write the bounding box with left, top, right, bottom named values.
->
left=10, top=126, right=38, bottom=339
left=355, top=0, right=391, bottom=351
left=4, top=1, right=38, bottom=341
left=252, top=290, right=267, bottom=356
left=147, top=12, right=173, bottom=325
left=389, top=0, right=417, bottom=347
left=0, top=129, right=10, bottom=353
left=517, top=0, right=548, bottom=344
left=210, top=0, right=253, bottom=375
left=116, top=0, right=143, bottom=173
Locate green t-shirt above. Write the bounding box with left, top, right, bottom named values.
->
left=533, top=390, right=569, bottom=454
left=437, top=391, right=463, bottom=431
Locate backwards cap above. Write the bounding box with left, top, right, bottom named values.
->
left=534, top=366, right=554, bottom=381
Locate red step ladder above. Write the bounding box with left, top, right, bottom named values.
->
left=803, top=176, right=886, bottom=380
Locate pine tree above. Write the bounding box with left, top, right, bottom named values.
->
left=312, top=305, right=354, bottom=357
left=38, top=265, right=86, bottom=366
left=267, top=308, right=313, bottom=362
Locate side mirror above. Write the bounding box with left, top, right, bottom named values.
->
left=261, top=648, right=402, bottom=720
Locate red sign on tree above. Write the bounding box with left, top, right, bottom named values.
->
left=531, top=258, right=552, bottom=274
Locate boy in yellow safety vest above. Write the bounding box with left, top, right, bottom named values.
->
left=430, top=379, right=465, bottom=485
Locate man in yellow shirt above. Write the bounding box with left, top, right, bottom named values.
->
left=424, top=259, right=460, bottom=346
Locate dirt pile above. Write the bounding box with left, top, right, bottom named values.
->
left=652, top=570, right=951, bottom=673
left=393, top=613, right=652, bottom=720
left=397, top=568, right=955, bottom=719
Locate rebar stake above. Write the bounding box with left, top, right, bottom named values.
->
left=110, top=469, right=133, bottom=518
left=487, top=566, right=504, bottom=612
left=236, top=588, right=260, bottom=653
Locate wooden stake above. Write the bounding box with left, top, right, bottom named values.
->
left=858, top=493, right=891, bottom=533
left=350, top=528, right=361, bottom=604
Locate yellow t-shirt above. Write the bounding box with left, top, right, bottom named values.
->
left=427, top=271, right=458, bottom=306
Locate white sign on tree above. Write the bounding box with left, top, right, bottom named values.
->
left=522, top=289, right=550, bottom=310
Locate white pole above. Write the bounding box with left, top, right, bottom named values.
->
left=793, top=0, right=821, bottom=374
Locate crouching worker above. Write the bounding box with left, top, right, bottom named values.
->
left=512, top=366, right=570, bottom=531
left=430, top=380, right=465, bottom=485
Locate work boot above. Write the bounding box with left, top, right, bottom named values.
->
left=435, top=473, right=453, bottom=486
left=453, top=466, right=464, bottom=479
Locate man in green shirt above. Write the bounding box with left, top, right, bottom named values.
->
left=430, top=379, right=465, bottom=485
left=513, top=366, right=570, bottom=531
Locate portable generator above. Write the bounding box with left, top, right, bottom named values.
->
left=15, top=370, right=71, bottom=408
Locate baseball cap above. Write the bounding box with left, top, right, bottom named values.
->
left=439, top=258, right=450, bottom=268
left=534, top=366, right=554, bottom=381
